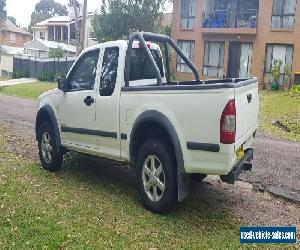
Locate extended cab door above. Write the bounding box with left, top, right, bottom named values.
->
left=59, top=49, right=100, bottom=149
left=95, top=46, right=121, bottom=159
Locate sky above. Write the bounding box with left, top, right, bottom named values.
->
left=6, top=0, right=173, bottom=28
left=6, top=0, right=101, bottom=28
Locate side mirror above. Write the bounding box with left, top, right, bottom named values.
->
left=57, top=76, right=68, bottom=92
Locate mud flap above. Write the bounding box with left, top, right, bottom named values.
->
left=177, top=163, right=189, bottom=202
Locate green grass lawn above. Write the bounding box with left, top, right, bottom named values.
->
left=259, top=91, right=300, bottom=142
left=0, top=81, right=56, bottom=100
left=0, top=130, right=242, bottom=249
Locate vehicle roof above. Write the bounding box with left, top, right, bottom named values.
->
left=83, top=40, right=160, bottom=54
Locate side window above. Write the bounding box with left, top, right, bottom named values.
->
left=68, top=49, right=100, bottom=91
left=99, top=47, right=119, bottom=96
left=129, top=48, right=164, bottom=81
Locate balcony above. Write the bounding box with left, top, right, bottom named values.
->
left=201, top=10, right=258, bottom=35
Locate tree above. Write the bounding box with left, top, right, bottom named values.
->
left=49, top=46, right=64, bottom=58
left=92, top=0, right=169, bottom=43
left=29, top=0, right=67, bottom=30
left=0, top=0, right=6, bottom=20
left=157, top=23, right=172, bottom=37
left=8, top=16, right=16, bottom=25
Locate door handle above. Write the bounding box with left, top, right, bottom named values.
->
left=84, top=96, right=95, bottom=106
left=247, top=93, right=252, bottom=103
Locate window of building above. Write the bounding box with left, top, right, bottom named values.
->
left=214, top=0, right=230, bottom=11
left=272, top=0, right=297, bottom=29
left=68, top=49, right=100, bottom=91
left=9, top=32, right=16, bottom=43
left=40, top=32, right=45, bottom=40
left=203, top=41, right=225, bottom=77
left=176, top=40, right=195, bottom=73
left=264, top=44, right=294, bottom=85
left=239, top=43, right=253, bottom=78
left=181, top=0, right=196, bottom=29
left=100, top=47, right=119, bottom=96
left=63, top=31, right=68, bottom=41
left=70, top=32, right=76, bottom=40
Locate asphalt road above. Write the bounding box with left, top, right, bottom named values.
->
left=0, top=95, right=36, bottom=128
left=0, top=95, right=299, bottom=202
left=240, top=134, right=300, bottom=202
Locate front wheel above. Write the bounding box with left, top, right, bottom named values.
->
left=38, top=122, right=63, bottom=172
left=136, top=138, right=177, bottom=214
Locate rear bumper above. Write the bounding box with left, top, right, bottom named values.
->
left=220, top=149, right=253, bottom=184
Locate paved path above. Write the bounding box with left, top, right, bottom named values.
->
left=0, top=95, right=299, bottom=202
left=0, top=78, right=37, bottom=87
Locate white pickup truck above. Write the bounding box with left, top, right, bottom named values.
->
left=36, top=32, right=259, bottom=214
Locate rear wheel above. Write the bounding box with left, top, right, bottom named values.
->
left=136, top=138, right=177, bottom=214
left=38, top=122, right=63, bottom=172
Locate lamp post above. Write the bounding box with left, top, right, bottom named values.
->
left=69, top=0, right=80, bottom=56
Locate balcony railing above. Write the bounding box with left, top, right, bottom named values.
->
left=202, top=10, right=258, bottom=29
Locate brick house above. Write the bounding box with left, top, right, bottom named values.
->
left=172, top=0, right=300, bottom=86
left=0, top=19, right=32, bottom=47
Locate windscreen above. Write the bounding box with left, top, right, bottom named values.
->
left=129, top=48, right=164, bottom=81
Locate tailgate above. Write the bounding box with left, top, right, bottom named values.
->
left=234, top=80, right=259, bottom=145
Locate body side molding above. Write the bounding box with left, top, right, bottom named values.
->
left=187, top=142, right=220, bottom=152
left=61, top=126, right=118, bottom=139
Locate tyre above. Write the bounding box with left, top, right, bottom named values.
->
left=136, top=138, right=177, bottom=214
left=38, top=122, right=63, bottom=172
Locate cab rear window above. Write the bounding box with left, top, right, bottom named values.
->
left=129, top=48, right=164, bottom=81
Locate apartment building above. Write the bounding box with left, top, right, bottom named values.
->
left=172, top=0, right=300, bottom=86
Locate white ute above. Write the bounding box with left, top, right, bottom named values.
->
left=36, top=32, right=259, bottom=214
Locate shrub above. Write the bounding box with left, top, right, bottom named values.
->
left=54, top=72, right=64, bottom=82
left=271, top=59, right=283, bottom=83
left=287, top=85, right=300, bottom=97
left=49, top=46, right=64, bottom=58
left=12, top=70, right=29, bottom=79
left=38, top=71, right=55, bottom=82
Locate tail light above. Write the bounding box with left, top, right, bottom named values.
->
left=220, top=99, right=236, bottom=144
left=138, top=42, right=151, bottom=49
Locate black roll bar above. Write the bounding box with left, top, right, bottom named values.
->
left=125, top=32, right=200, bottom=87
left=164, top=42, right=171, bottom=83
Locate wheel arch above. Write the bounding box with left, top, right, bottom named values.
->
left=36, top=105, right=62, bottom=151
left=130, top=110, right=188, bottom=201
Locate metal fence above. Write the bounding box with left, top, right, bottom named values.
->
left=13, top=55, right=76, bottom=78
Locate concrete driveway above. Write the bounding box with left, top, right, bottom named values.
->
left=0, top=95, right=299, bottom=202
